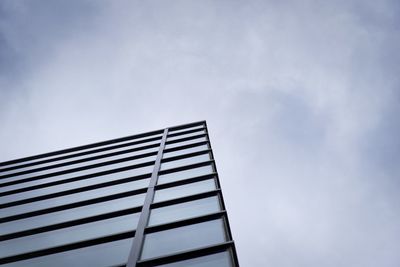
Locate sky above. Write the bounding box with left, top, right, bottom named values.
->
left=1, top=0, right=400, bottom=266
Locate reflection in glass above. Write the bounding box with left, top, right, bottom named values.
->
left=0, top=194, right=145, bottom=236
left=164, top=137, right=207, bottom=150
left=167, top=130, right=206, bottom=142
left=141, top=219, right=226, bottom=260
left=158, top=165, right=213, bottom=185
left=163, top=145, right=208, bottom=159
left=0, top=165, right=153, bottom=204
left=1, top=155, right=156, bottom=193
left=0, top=214, right=139, bottom=258
left=153, top=179, right=216, bottom=203
left=3, top=238, right=134, bottom=267
left=0, top=145, right=159, bottom=179
left=0, top=178, right=150, bottom=218
left=158, top=251, right=233, bottom=267
left=169, top=125, right=204, bottom=134
left=149, top=196, right=220, bottom=226
left=160, top=154, right=210, bottom=171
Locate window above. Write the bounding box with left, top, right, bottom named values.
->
left=163, top=144, right=208, bottom=159
left=158, top=165, right=213, bottom=185
left=164, top=137, right=207, bottom=150
left=153, top=179, right=216, bottom=203
left=141, top=219, right=227, bottom=260
left=156, top=251, right=233, bottom=267
left=160, top=153, right=210, bottom=171
left=149, top=196, right=220, bottom=226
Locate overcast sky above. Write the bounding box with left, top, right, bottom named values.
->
left=1, top=1, right=400, bottom=266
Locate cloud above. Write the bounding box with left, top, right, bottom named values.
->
left=0, top=1, right=399, bottom=266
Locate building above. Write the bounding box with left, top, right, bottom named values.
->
left=0, top=121, right=239, bottom=266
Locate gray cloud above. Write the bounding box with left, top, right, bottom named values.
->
left=1, top=1, right=399, bottom=266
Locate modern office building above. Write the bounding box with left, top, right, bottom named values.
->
left=0, top=121, right=239, bottom=266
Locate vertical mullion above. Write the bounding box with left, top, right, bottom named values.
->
left=126, top=128, right=168, bottom=267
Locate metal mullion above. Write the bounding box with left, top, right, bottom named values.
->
left=0, top=142, right=160, bottom=179
left=0, top=230, right=136, bottom=265
left=127, top=129, right=169, bottom=267
left=0, top=130, right=164, bottom=170
left=0, top=206, right=143, bottom=241
left=0, top=173, right=152, bottom=209
left=0, top=188, right=147, bottom=223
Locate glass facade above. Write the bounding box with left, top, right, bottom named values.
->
left=0, top=121, right=238, bottom=267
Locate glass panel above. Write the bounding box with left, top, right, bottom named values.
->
left=3, top=238, right=133, bottom=267
left=169, top=125, right=204, bottom=134
left=158, top=251, right=233, bottom=267
left=0, top=165, right=153, bottom=204
left=0, top=178, right=150, bottom=218
left=141, top=219, right=226, bottom=260
left=0, top=143, right=159, bottom=178
left=158, top=165, right=213, bottom=185
left=149, top=196, right=220, bottom=226
left=167, top=130, right=206, bottom=142
left=163, top=145, right=208, bottom=159
left=164, top=137, right=207, bottom=150
left=0, top=194, right=145, bottom=236
left=153, top=179, right=216, bottom=203
left=0, top=213, right=139, bottom=258
left=160, top=154, right=210, bottom=171
left=0, top=154, right=156, bottom=190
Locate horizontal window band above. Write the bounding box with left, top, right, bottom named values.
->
left=0, top=160, right=155, bottom=196
left=167, top=121, right=205, bottom=133
left=158, top=160, right=214, bottom=176
left=163, top=141, right=208, bottom=154
left=0, top=142, right=160, bottom=179
left=166, top=127, right=205, bottom=138
left=0, top=132, right=163, bottom=171
left=156, top=173, right=217, bottom=190
left=0, top=173, right=151, bottom=209
left=0, top=206, right=142, bottom=242
left=137, top=241, right=235, bottom=267
left=160, top=149, right=211, bottom=163
left=0, top=151, right=157, bottom=188
left=150, top=189, right=221, bottom=209
left=0, top=188, right=147, bottom=223
left=164, top=134, right=207, bottom=146
left=0, top=230, right=136, bottom=265
left=144, top=210, right=227, bottom=234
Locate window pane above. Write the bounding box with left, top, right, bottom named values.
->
left=141, top=219, right=226, bottom=260
left=169, top=125, right=204, bottom=134
left=0, top=144, right=159, bottom=179
left=1, top=154, right=156, bottom=192
left=163, top=145, right=208, bottom=159
left=167, top=130, right=206, bottom=142
left=3, top=238, right=134, bottom=267
left=158, top=165, right=213, bottom=185
left=0, top=213, right=139, bottom=258
left=0, top=178, right=150, bottom=218
left=0, top=165, right=153, bottom=204
left=0, top=194, right=145, bottom=236
left=149, top=196, right=220, bottom=226
left=157, top=251, right=233, bottom=267
left=153, top=179, right=216, bottom=203
left=160, top=154, right=210, bottom=171
left=164, top=137, right=207, bottom=150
